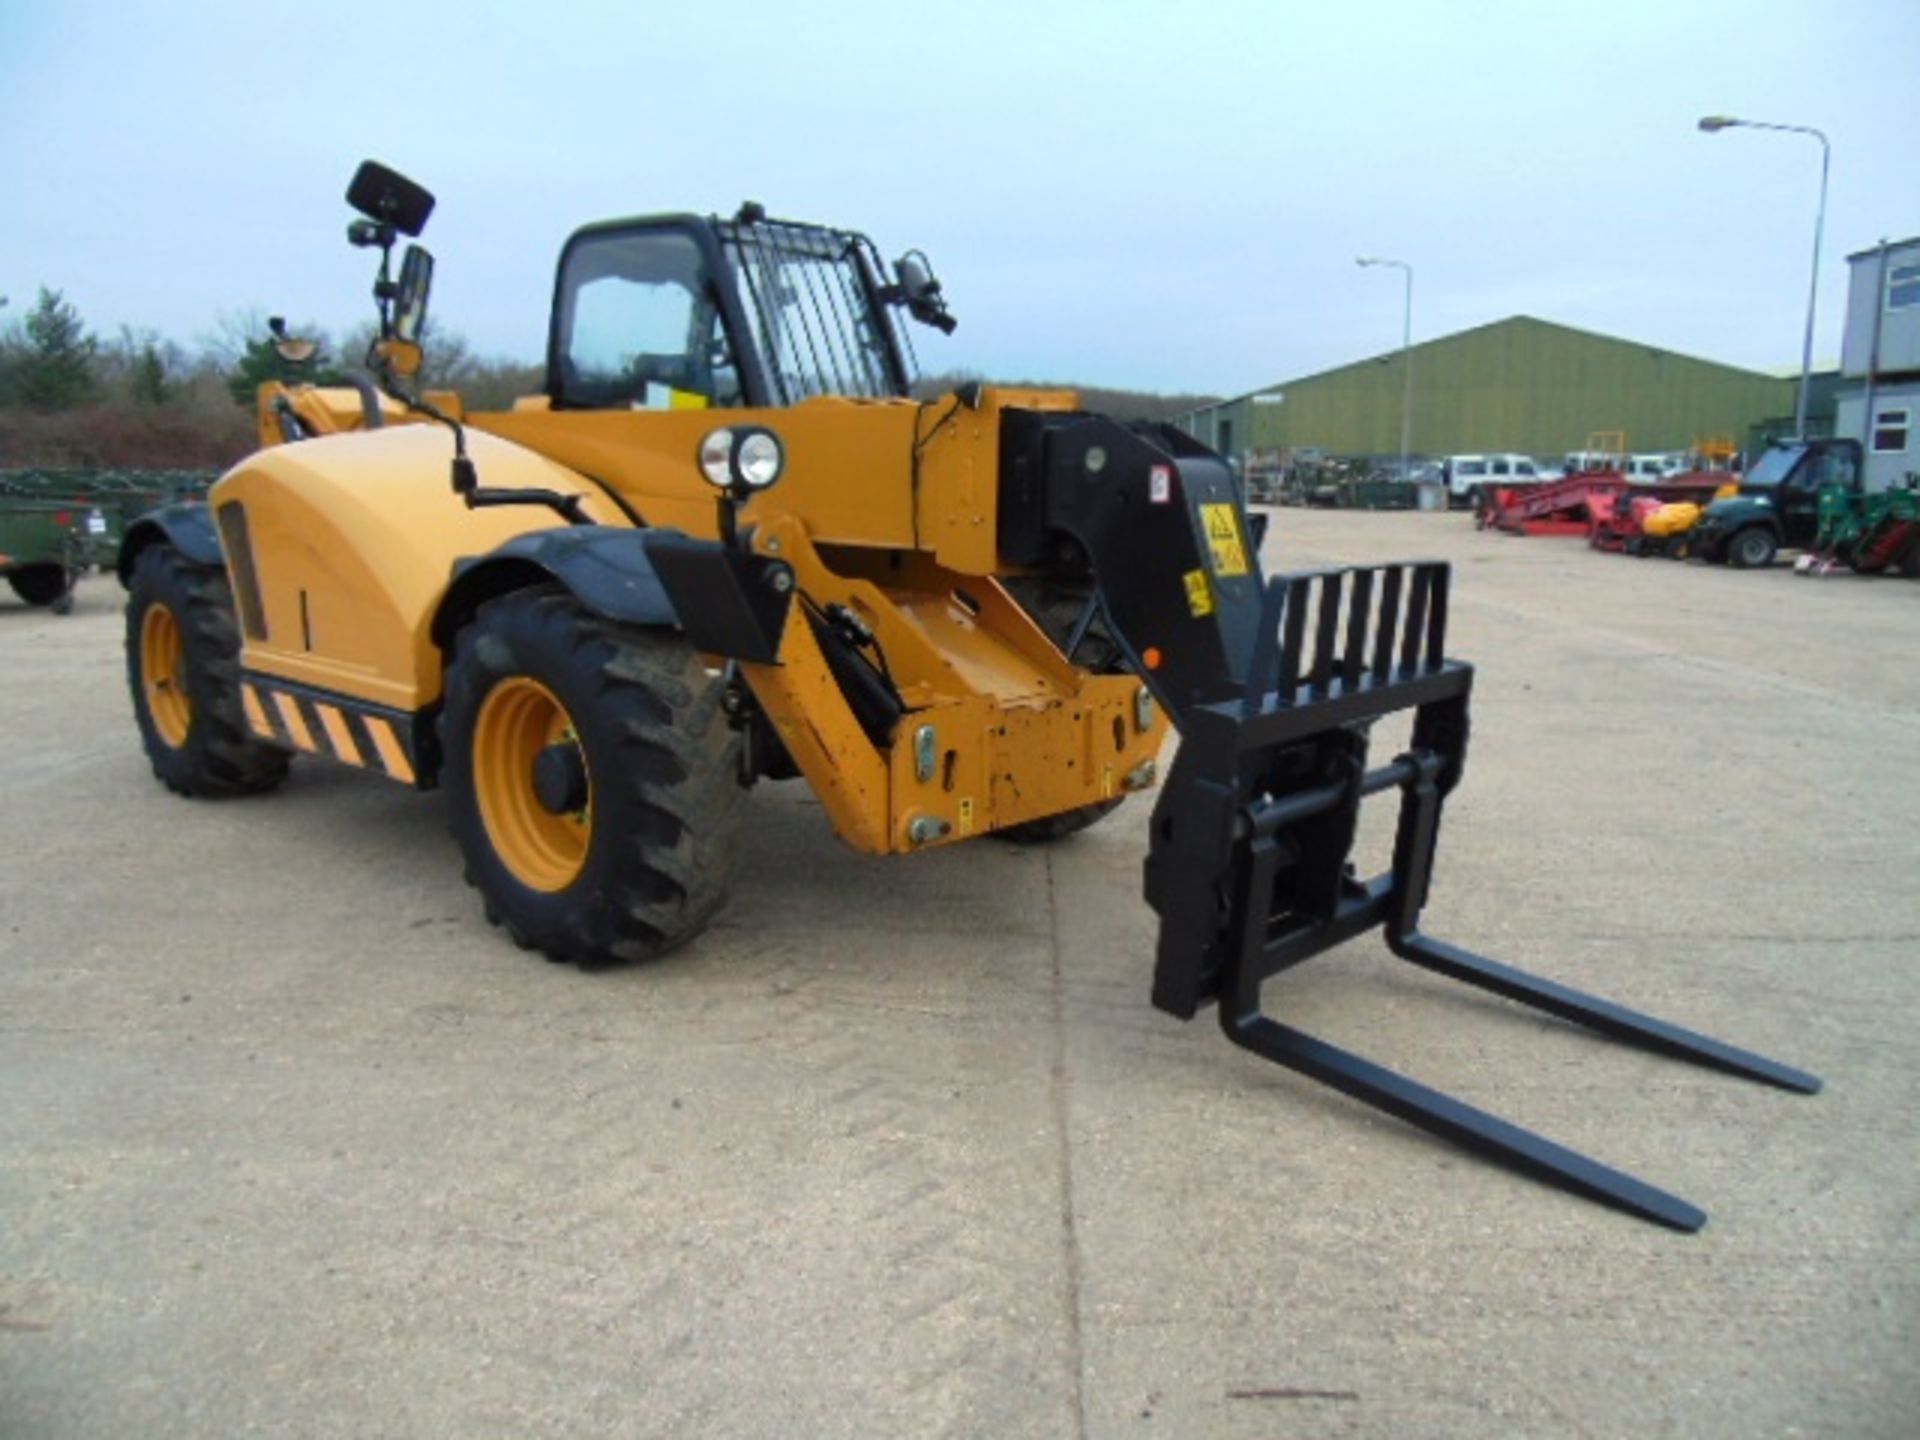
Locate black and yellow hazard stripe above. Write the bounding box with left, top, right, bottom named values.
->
left=241, top=674, right=422, bottom=787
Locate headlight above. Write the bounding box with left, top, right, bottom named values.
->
left=696, top=425, right=785, bottom=492
left=697, top=429, right=735, bottom=487
left=737, top=431, right=784, bottom=488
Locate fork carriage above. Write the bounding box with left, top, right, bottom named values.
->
left=1145, top=561, right=1819, bottom=1232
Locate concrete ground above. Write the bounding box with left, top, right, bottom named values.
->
left=2, top=510, right=1916, bottom=1438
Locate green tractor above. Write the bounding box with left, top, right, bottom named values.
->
left=1796, top=480, right=1920, bottom=578
left=1690, top=438, right=1864, bottom=570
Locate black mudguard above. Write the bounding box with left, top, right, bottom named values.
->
left=434, top=526, right=796, bottom=664
left=117, top=502, right=223, bottom=583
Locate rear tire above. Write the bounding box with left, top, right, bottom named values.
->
left=9, top=565, right=72, bottom=609
left=442, top=587, right=742, bottom=967
left=995, top=799, right=1126, bottom=845
left=1844, top=542, right=1880, bottom=575
left=997, top=578, right=1131, bottom=844
left=124, top=545, right=290, bottom=797
left=1728, top=527, right=1778, bottom=570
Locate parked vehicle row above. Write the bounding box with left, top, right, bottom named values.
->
left=1477, top=436, right=1917, bottom=577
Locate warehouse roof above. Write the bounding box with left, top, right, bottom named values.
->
left=1198, top=314, right=1788, bottom=415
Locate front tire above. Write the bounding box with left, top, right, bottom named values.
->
left=124, top=545, right=290, bottom=797
left=9, top=564, right=73, bottom=610
left=442, top=587, right=742, bottom=967
left=1728, top=527, right=1778, bottom=570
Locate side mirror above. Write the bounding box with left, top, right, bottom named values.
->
left=393, top=245, right=434, bottom=345
left=346, top=160, right=435, bottom=238
left=896, top=252, right=937, bottom=299
left=893, top=251, right=957, bottom=334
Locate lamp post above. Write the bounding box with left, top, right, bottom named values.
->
left=1698, top=114, right=1830, bottom=439
left=1357, top=256, right=1414, bottom=481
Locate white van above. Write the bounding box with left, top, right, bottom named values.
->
left=1624, top=452, right=1689, bottom=482
left=1442, top=453, right=1551, bottom=502
left=1563, top=451, right=1688, bottom=481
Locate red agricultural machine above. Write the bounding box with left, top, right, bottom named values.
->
left=1479, top=436, right=1742, bottom=549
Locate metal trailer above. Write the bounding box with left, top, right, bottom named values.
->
left=1, top=472, right=214, bottom=613
left=0, top=499, right=91, bottom=611
left=1, top=470, right=215, bottom=560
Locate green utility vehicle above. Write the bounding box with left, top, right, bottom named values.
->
left=1691, top=438, right=1864, bottom=569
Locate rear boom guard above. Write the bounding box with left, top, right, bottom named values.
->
left=1143, top=559, right=1819, bottom=1231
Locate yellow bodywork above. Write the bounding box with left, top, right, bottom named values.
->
left=218, top=424, right=620, bottom=710
left=1644, top=501, right=1703, bottom=539
left=1643, top=483, right=1737, bottom=539
left=225, top=383, right=1166, bottom=854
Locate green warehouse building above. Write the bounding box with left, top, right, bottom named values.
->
left=1176, top=316, right=1794, bottom=469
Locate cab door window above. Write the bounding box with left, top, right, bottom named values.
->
left=554, top=228, right=741, bottom=409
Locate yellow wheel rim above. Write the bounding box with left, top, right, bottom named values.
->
left=473, top=677, right=592, bottom=893
left=140, top=603, right=192, bottom=749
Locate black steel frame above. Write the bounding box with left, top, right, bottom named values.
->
left=1144, top=560, right=1819, bottom=1231
left=720, top=216, right=912, bottom=405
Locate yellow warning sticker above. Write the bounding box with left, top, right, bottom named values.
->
left=1200, top=502, right=1250, bottom=576
left=958, top=797, right=975, bottom=837
left=1183, top=568, right=1214, bottom=617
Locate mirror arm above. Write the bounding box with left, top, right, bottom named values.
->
left=462, top=486, right=591, bottom=526
left=349, top=176, right=582, bottom=527
left=370, top=356, right=589, bottom=527
left=369, top=355, right=462, bottom=455
left=373, top=243, right=396, bottom=339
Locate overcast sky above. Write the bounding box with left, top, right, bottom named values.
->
left=2, top=0, right=1914, bottom=396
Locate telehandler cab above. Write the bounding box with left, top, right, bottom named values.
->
left=119, top=161, right=1817, bottom=1229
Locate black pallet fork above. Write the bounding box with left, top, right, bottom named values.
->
left=1143, top=561, right=1819, bottom=1231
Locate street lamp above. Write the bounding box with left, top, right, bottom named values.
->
left=1357, top=256, right=1414, bottom=483
left=1698, top=114, right=1831, bottom=439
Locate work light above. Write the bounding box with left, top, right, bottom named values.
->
left=697, top=426, right=785, bottom=491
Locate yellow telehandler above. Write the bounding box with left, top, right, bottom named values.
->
left=118, top=161, right=1816, bottom=1228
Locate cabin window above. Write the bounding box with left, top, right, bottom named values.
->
left=1887, top=263, right=1920, bottom=311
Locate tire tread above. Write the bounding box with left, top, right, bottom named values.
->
left=126, top=546, right=289, bottom=798
left=443, top=588, right=740, bottom=967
